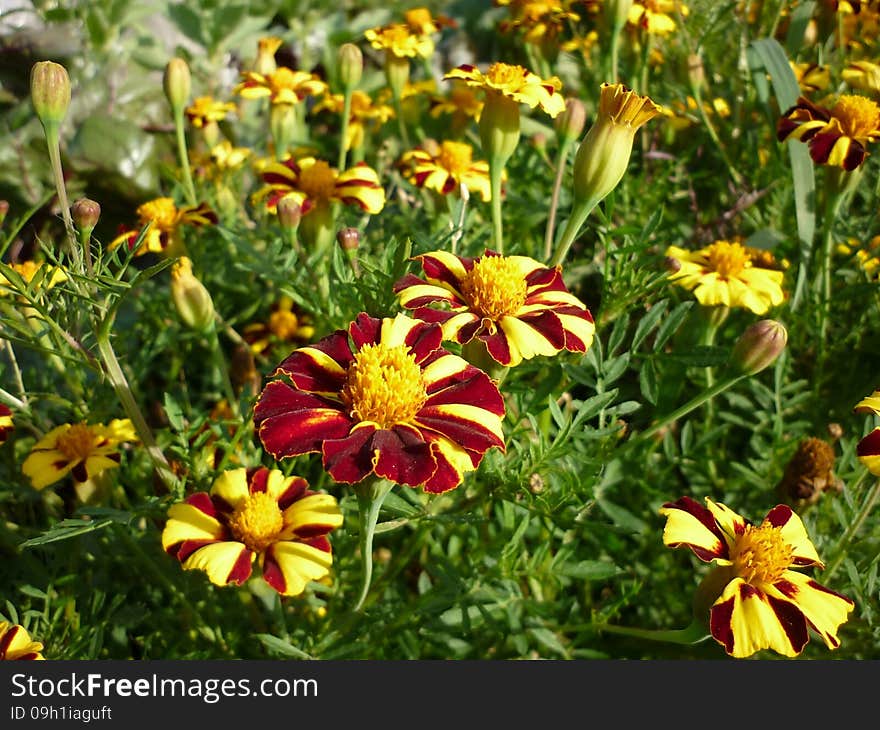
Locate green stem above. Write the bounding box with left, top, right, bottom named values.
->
left=543, top=139, right=573, bottom=261
left=95, top=334, right=179, bottom=494
left=173, top=108, right=197, bottom=206
left=609, top=20, right=624, bottom=83
left=43, top=124, right=78, bottom=261
left=352, top=477, right=395, bottom=612
left=550, top=198, right=599, bottom=267
left=208, top=326, right=239, bottom=418
left=337, top=89, right=353, bottom=172
left=594, top=619, right=710, bottom=645
left=690, top=82, right=744, bottom=187
left=392, top=94, right=411, bottom=150
left=824, top=476, right=880, bottom=580
left=635, top=372, right=748, bottom=444
left=488, top=157, right=508, bottom=254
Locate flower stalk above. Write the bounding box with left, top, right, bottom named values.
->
left=352, top=477, right=395, bottom=612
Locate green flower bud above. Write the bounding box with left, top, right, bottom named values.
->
left=277, top=195, right=302, bottom=231
left=71, top=198, right=101, bottom=235
left=729, top=319, right=788, bottom=375
left=338, top=43, right=363, bottom=91
left=30, top=61, right=71, bottom=128
left=479, top=91, right=521, bottom=165
left=163, top=58, right=191, bottom=113
left=171, top=256, right=215, bottom=333
left=384, top=54, right=411, bottom=102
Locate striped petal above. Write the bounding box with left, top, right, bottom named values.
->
left=181, top=541, right=254, bottom=587
left=371, top=424, right=438, bottom=486
left=704, top=498, right=747, bottom=541
left=422, top=433, right=479, bottom=493
left=857, top=428, right=880, bottom=475
left=282, top=493, right=344, bottom=537
left=394, top=274, right=465, bottom=309
left=854, top=390, right=880, bottom=415
left=335, top=163, right=385, bottom=214
left=659, top=496, right=731, bottom=562
left=162, top=501, right=226, bottom=552
left=210, top=468, right=250, bottom=511
left=276, top=334, right=352, bottom=395
left=262, top=541, right=333, bottom=597
left=710, top=578, right=808, bottom=658
left=21, top=449, right=76, bottom=490
left=768, top=571, right=854, bottom=650
left=413, top=402, right=505, bottom=454
left=417, top=250, right=470, bottom=290
left=423, top=353, right=506, bottom=415
left=763, top=505, right=823, bottom=567
left=321, top=423, right=381, bottom=484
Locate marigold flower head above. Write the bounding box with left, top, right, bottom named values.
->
left=162, top=466, right=342, bottom=596
left=791, top=62, right=831, bottom=95
left=0, top=621, right=44, bottom=660
left=842, top=60, right=880, bottom=94
left=665, top=240, right=786, bottom=314
left=0, top=260, right=67, bottom=297
left=235, top=67, right=327, bottom=107
left=313, top=91, right=394, bottom=151
left=185, top=96, right=237, bottom=128
left=210, top=140, right=251, bottom=171
left=404, top=7, right=456, bottom=35
left=444, top=62, right=565, bottom=118
left=400, top=140, right=492, bottom=201
left=243, top=297, right=315, bottom=356
left=254, top=156, right=385, bottom=216
left=109, top=198, right=217, bottom=256
left=0, top=404, right=12, bottom=444
left=777, top=93, right=880, bottom=170
left=498, top=0, right=581, bottom=47
left=429, top=80, right=484, bottom=125
left=660, top=496, right=854, bottom=658
left=253, top=312, right=506, bottom=493
left=365, top=23, right=435, bottom=59
left=22, top=419, right=138, bottom=490
left=628, top=0, right=689, bottom=35
left=393, top=250, right=595, bottom=367
left=854, top=388, right=880, bottom=474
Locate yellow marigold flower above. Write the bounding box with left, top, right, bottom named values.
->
left=777, top=93, right=880, bottom=170
left=364, top=23, right=435, bottom=59
left=22, top=419, right=138, bottom=490
left=109, top=197, right=217, bottom=256
left=162, top=466, right=343, bottom=596
left=243, top=296, right=315, bottom=356
left=0, top=260, right=67, bottom=297
left=0, top=404, right=12, bottom=444
left=404, top=7, right=456, bottom=35
left=628, top=0, right=689, bottom=35
left=791, top=62, right=831, bottom=94
left=444, top=62, right=565, bottom=118
left=561, top=31, right=600, bottom=57
left=842, top=59, right=880, bottom=94
left=498, top=0, right=581, bottom=46
left=235, top=67, right=327, bottom=107
left=185, top=96, right=237, bottom=128
left=429, top=80, right=484, bottom=124
left=660, top=496, right=854, bottom=658
left=312, top=90, right=394, bottom=151
left=665, top=240, right=785, bottom=314
left=400, top=140, right=492, bottom=201
left=210, top=140, right=251, bottom=171
left=0, top=621, right=44, bottom=660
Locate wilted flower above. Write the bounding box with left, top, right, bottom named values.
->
left=394, top=250, right=595, bottom=367
left=22, top=420, right=138, bottom=490
left=0, top=621, right=44, bottom=660
left=776, top=437, right=843, bottom=506
left=660, top=496, right=854, bottom=658
left=162, top=466, right=343, bottom=596
left=253, top=312, right=506, bottom=493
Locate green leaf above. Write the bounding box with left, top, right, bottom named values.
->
left=20, top=518, right=116, bottom=548
left=653, top=301, right=693, bottom=352
left=163, top=393, right=186, bottom=432
left=596, top=499, right=648, bottom=534
left=557, top=560, right=622, bottom=581
left=632, top=299, right=669, bottom=351
left=639, top=359, right=658, bottom=406
left=254, top=634, right=313, bottom=659
left=785, top=1, right=817, bottom=57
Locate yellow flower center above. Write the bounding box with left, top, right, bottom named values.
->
left=269, top=309, right=300, bottom=340
left=832, top=94, right=880, bottom=140
left=486, top=62, right=527, bottom=89
left=343, top=343, right=427, bottom=428
left=731, top=522, right=794, bottom=584
left=705, top=241, right=750, bottom=279
left=438, top=141, right=474, bottom=175
left=460, top=256, right=528, bottom=320
left=228, top=491, right=284, bottom=553
left=269, top=67, right=297, bottom=94
left=137, top=198, right=179, bottom=231
left=56, top=424, right=95, bottom=461
left=297, top=161, right=337, bottom=203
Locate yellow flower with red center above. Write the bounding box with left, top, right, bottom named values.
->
left=313, top=90, right=395, bottom=151
left=0, top=259, right=67, bottom=297
left=660, top=497, right=854, bottom=658
left=254, top=312, right=506, bottom=493
left=0, top=404, right=12, bottom=444
left=628, top=0, right=689, bottom=34
left=254, top=156, right=385, bottom=216
left=162, top=466, right=343, bottom=596
left=665, top=240, right=785, bottom=314
left=444, top=62, right=565, bottom=118
left=843, top=60, right=880, bottom=94
left=400, top=140, right=492, bottom=201
left=234, top=66, right=327, bottom=107
left=777, top=93, right=880, bottom=170
left=0, top=621, right=44, bottom=660
left=185, top=96, right=237, bottom=128
left=109, top=197, right=217, bottom=256
left=364, top=23, right=435, bottom=59
left=21, top=419, right=138, bottom=490
left=854, top=389, right=880, bottom=473
left=394, top=250, right=595, bottom=367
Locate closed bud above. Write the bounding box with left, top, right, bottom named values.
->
left=163, top=58, right=191, bottom=113
left=255, top=36, right=283, bottom=76
left=687, top=53, right=704, bottom=89
left=277, top=195, right=302, bottom=230
left=729, top=319, right=787, bottom=375
left=555, top=97, right=586, bottom=146
left=71, top=198, right=101, bottom=235
left=338, top=43, right=364, bottom=91
left=30, top=61, right=71, bottom=128
left=171, top=256, right=215, bottom=333
left=337, top=226, right=360, bottom=251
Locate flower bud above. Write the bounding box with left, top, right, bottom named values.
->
left=71, top=198, right=101, bottom=235
left=479, top=92, right=521, bottom=164
left=384, top=54, right=411, bottom=102
left=255, top=36, right=282, bottom=76
left=277, top=195, right=302, bottom=230
left=687, top=52, right=705, bottom=89
left=30, top=61, right=71, bottom=128
left=729, top=319, right=787, bottom=375
left=163, top=58, right=191, bottom=113
left=171, top=256, right=215, bottom=333
left=337, top=226, right=360, bottom=251
left=555, top=97, right=586, bottom=147
left=338, top=43, right=363, bottom=91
